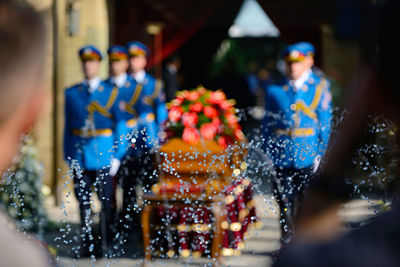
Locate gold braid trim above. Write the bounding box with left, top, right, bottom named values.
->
left=105, top=86, right=119, bottom=110
left=291, top=78, right=325, bottom=120
left=87, top=101, right=112, bottom=118
left=128, top=83, right=143, bottom=106
left=151, top=79, right=163, bottom=100
left=309, top=78, right=325, bottom=110
left=125, top=105, right=138, bottom=116
left=122, top=83, right=143, bottom=115
left=294, top=101, right=317, bottom=120
left=86, top=86, right=120, bottom=118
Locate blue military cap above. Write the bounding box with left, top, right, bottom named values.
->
left=107, top=45, right=128, bottom=61
left=296, top=42, right=315, bottom=56
left=79, top=45, right=102, bottom=61
left=283, top=42, right=314, bottom=62
left=126, top=41, right=149, bottom=57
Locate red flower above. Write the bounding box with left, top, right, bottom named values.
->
left=212, top=117, right=223, bottom=134
left=203, top=106, right=219, bottom=118
left=189, top=102, right=203, bottom=113
left=207, top=90, right=226, bottom=105
left=168, top=106, right=183, bottom=122
left=182, top=127, right=200, bottom=144
left=182, top=112, right=198, bottom=127
left=211, top=117, right=221, bottom=127
left=177, top=90, right=190, bottom=100
left=219, top=99, right=235, bottom=110
left=218, top=135, right=233, bottom=149
left=170, top=97, right=183, bottom=107
left=234, top=129, right=245, bottom=141
left=187, top=91, right=200, bottom=101
left=200, top=123, right=217, bottom=140
left=226, top=113, right=238, bottom=128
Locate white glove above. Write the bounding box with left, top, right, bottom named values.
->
left=110, top=158, right=121, bottom=176
left=313, top=155, right=321, bottom=174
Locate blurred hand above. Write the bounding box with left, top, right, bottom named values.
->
left=313, top=155, right=321, bottom=173
left=110, top=158, right=121, bottom=176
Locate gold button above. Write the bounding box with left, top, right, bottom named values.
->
left=290, top=104, right=297, bottom=111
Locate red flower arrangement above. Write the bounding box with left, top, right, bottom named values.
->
left=165, top=86, right=245, bottom=148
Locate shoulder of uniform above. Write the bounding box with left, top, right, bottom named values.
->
left=314, top=74, right=330, bottom=90
left=100, top=81, right=115, bottom=92
left=266, top=84, right=283, bottom=97
left=126, top=74, right=135, bottom=83
left=125, top=75, right=136, bottom=88
left=100, top=80, right=113, bottom=87
left=65, top=83, right=82, bottom=94
left=103, top=78, right=112, bottom=85
left=145, top=73, right=155, bottom=82
left=66, top=82, right=82, bottom=90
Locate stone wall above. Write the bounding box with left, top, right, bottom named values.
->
left=27, top=0, right=110, bottom=200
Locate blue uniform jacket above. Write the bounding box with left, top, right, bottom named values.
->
left=63, top=81, right=120, bottom=170
left=133, top=73, right=168, bottom=150
left=262, top=72, right=332, bottom=169
left=104, top=75, right=142, bottom=159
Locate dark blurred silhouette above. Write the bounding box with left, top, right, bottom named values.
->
left=163, top=55, right=181, bottom=103
left=211, top=57, right=254, bottom=109
left=275, top=0, right=400, bottom=266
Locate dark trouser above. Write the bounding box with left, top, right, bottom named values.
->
left=73, top=169, right=115, bottom=257
left=117, top=150, right=157, bottom=234
left=273, top=166, right=313, bottom=245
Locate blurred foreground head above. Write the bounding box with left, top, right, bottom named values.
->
left=0, top=0, right=46, bottom=174
left=297, top=0, right=400, bottom=234
left=274, top=1, right=400, bottom=265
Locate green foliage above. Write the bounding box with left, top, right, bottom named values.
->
left=0, top=135, right=48, bottom=233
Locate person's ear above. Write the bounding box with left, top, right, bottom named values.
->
left=309, top=57, right=314, bottom=68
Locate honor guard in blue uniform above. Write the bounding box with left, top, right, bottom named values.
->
left=103, top=45, right=144, bottom=250
left=103, top=45, right=140, bottom=164
left=110, top=41, right=168, bottom=249
left=126, top=41, right=167, bottom=189
left=126, top=41, right=168, bottom=137
left=63, top=45, right=120, bottom=258
left=262, top=42, right=332, bottom=245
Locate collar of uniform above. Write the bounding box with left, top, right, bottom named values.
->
left=84, top=76, right=101, bottom=93
left=132, top=70, right=146, bottom=84
left=291, top=69, right=312, bottom=92
left=111, top=72, right=127, bottom=88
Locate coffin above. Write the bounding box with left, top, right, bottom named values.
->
left=152, top=138, right=245, bottom=197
